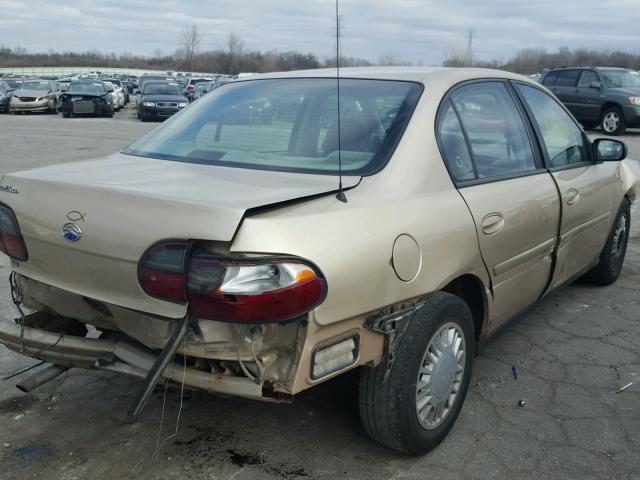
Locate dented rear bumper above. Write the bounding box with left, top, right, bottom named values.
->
left=0, top=317, right=266, bottom=400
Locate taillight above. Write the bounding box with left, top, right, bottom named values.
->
left=138, top=241, right=327, bottom=323
left=0, top=202, right=28, bottom=261
left=187, top=85, right=194, bottom=92
left=138, top=242, right=187, bottom=302
left=187, top=257, right=326, bottom=323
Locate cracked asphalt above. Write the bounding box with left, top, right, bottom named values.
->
left=0, top=109, right=639, bottom=480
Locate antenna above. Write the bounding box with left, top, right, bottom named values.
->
left=335, top=0, right=347, bottom=203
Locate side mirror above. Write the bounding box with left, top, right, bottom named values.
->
left=593, top=138, right=627, bottom=162
left=589, top=81, right=601, bottom=89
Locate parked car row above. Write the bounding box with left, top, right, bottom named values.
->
left=0, top=73, right=235, bottom=122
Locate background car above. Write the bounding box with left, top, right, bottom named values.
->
left=137, top=80, right=188, bottom=121
left=192, top=81, right=212, bottom=100
left=59, top=80, right=113, bottom=118
left=103, top=81, right=124, bottom=111
left=184, top=77, right=212, bottom=101
left=0, top=80, right=15, bottom=113
left=103, top=78, right=129, bottom=105
left=9, top=79, right=60, bottom=114
left=540, top=66, right=640, bottom=135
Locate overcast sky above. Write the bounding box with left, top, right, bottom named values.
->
left=1, top=0, right=639, bottom=64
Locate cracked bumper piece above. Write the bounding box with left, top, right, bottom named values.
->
left=0, top=319, right=264, bottom=400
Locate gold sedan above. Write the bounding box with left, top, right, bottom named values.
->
left=0, top=67, right=638, bottom=454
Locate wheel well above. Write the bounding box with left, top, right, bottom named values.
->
left=442, top=275, right=486, bottom=340
left=600, top=102, right=623, bottom=119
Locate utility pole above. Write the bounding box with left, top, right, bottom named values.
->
left=465, top=29, right=474, bottom=66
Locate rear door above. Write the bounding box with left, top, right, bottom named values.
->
left=552, top=70, right=581, bottom=115
left=574, top=70, right=603, bottom=123
left=514, top=83, right=620, bottom=289
left=437, top=81, right=561, bottom=329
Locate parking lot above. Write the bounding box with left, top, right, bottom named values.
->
left=0, top=110, right=639, bottom=480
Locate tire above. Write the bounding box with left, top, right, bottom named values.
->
left=600, top=107, right=626, bottom=135
left=585, top=199, right=631, bottom=285
left=359, top=292, right=475, bottom=455
left=62, top=111, right=70, bottom=118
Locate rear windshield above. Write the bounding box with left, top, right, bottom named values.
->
left=124, top=78, right=423, bottom=176
left=143, top=82, right=182, bottom=95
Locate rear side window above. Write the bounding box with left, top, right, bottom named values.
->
left=542, top=71, right=559, bottom=86
left=555, top=70, right=580, bottom=87
left=515, top=84, right=587, bottom=168
left=578, top=70, right=599, bottom=87
left=437, top=105, right=475, bottom=182
left=449, top=82, right=536, bottom=179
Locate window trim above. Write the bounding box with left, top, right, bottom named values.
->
left=435, top=78, right=546, bottom=188
left=510, top=80, right=595, bottom=171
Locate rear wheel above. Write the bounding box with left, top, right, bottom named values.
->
left=585, top=199, right=631, bottom=285
left=359, top=292, right=474, bottom=455
left=62, top=111, right=71, bottom=118
left=601, top=107, right=626, bottom=135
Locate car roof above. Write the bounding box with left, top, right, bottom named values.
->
left=545, top=66, right=630, bottom=71
left=250, top=66, right=535, bottom=86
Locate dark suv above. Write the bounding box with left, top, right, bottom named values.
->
left=540, top=67, right=640, bottom=135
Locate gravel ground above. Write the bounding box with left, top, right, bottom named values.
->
left=0, top=107, right=639, bottom=480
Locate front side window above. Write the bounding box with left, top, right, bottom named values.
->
left=578, top=70, right=599, bottom=88
left=449, top=82, right=536, bottom=179
left=124, top=78, right=423, bottom=176
left=516, top=84, right=587, bottom=168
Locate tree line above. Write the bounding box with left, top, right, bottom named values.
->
left=444, top=46, right=640, bottom=74
left=3, top=25, right=640, bottom=75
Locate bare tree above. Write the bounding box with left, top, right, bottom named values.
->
left=180, top=24, right=203, bottom=70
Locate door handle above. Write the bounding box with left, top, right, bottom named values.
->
left=565, top=188, right=580, bottom=205
left=481, top=213, right=505, bottom=235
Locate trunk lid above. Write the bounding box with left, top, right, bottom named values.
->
left=1, top=153, right=358, bottom=317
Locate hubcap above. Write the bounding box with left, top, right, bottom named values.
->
left=603, top=112, right=620, bottom=133
left=611, top=213, right=627, bottom=267
left=416, top=322, right=466, bottom=430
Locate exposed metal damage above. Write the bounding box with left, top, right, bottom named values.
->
left=1, top=273, right=306, bottom=405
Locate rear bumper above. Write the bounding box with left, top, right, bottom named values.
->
left=0, top=317, right=265, bottom=400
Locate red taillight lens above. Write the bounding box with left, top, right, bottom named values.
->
left=186, top=257, right=326, bottom=323
left=138, top=242, right=327, bottom=323
left=0, top=203, right=28, bottom=261
left=138, top=242, right=187, bottom=302
left=187, top=85, right=194, bottom=92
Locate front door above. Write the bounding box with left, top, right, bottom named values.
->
left=437, top=81, right=561, bottom=328
left=514, top=83, right=620, bottom=289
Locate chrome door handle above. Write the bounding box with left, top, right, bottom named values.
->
left=565, top=188, right=580, bottom=206
left=481, top=213, right=505, bottom=235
